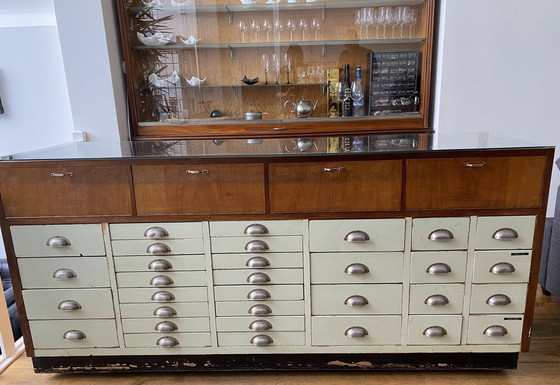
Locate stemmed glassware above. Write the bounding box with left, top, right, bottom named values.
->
left=311, top=17, right=321, bottom=40
left=238, top=19, right=248, bottom=43
left=378, top=7, right=393, bottom=39
left=296, top=66, right=306, bottom=84
left=251, top=19, right=261, bottom=41
left=262, top=53, right=270, bottom=84
left=364, top=8, right=374, bottom=39
left=272, top=53, right=281, bottom=84
left=274, top=19, right=284, bottom=40
left=355, top=10, right=364, bottom=39
left=299, top=18, right=308, bottom=40
left=405, top=7, right=418, bottom=37
left=285, top=53, right=292, bottom=84
left=263, top=19, right=272, bottom=42
left=307, top=66, right=315, bottom=83
left=287, top=18, right=296, bottom=40
left=316, top=64, right=325, bottom=82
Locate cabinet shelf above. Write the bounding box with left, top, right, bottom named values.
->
left=139, top=82, right=327, bottom=91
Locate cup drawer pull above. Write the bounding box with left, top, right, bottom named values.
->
left=146, top=243, right=172, bottom=255
left=144, top=226, right=169, bottom=239
left=492, top=228, right=519, bottom=240
left=247, top=289, right=271, bottom=300
left=423, top=326, right=447, bottom=338
left=153, top=306, right=177, bottom=317
left=53, top=268, right=77, bottom=280
left=57, top=300, right=82, bottom=311
left=344, top=295, right=369, bottom=307
left=428, top=229, right=454, bottom=242
left=148, top=259, right=173, bottom=271
left=249, top=320, right=273, bottom=331
left=345, top=326, right=368, bottom=338
left=246, top=257, right=270, bottom=268
left=484, top=325, right=508, bottom=337
left=247, top=272, right=271, bottom=284
left=244, top=224, right=269, bottom=236
left=490, top=262, right=516, bottom=274
left=424, top=294, right=449, bottom=306
left=486, top=294, right=512, bottom=306
left=344, top=230, right=370, bottom=243
left=46, top=236, right=71, bottom=248
left=245, top=240, right=269, bottom=252
left=248, top=304, right=272, bottom=316
left=155, top=321, right=178, bottom=332
left=251, top=334, right=273, bottom=346
left=63, top=330, right=86, bottom=341
left=344, top=263, right=370, bottom=275
left=151, top=291, right=176, bottom=302
left=150, top=275, right=174, bottom=287
left=157, top=336, right=180, bottom=347
left=426, top=263, right=452, bottom=275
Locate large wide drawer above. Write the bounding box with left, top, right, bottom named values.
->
left=209, top=220, right=304, bottom=237
left=467, top=315, right=524, bottom=345
left=122, top=317, right=210, bottom=333
left=109, top=222, right=203, bottom=240
left=114, top=255, right=206, bottom=272
left=111, top=239, right=204, bottom=256
left=29, top=319, right=119, bottom=349
left=407, top=315, right=463, bottom=345
left=311, top=284, right=402, bottom=315
left=469, top=284, right=528, bottom=314
left=118, top=287, right=208, bottom=303
left=210, top=236, right=302, bottom=253
left=472, top=250, right=532, bottom=283
left=409, top=284, right=465, bottom=315
left=124, top=333, right=211, bottom=348
left=213, top=285, right=304, bottom=302
left=23, top=288, right=115, bottom=319
left=212, top=253, right=303, bottom=270
left=410, top=251, right=467, bottom=283
left=411, top=217, right=470, bottom=251
left=120, top=303, right=210, bottom=318
left=218, top=331, right=305, bottom=347
left=312, top=316, right=401, bottom=346
left=215, top=300, right=305, bottom=317
left=216, top=316, right=305, bottom=332
left=475, top=216, right=536, bottom=250
left=116, top=271, right=207, bottom=288
left=213, top=269, right=303, bottom=285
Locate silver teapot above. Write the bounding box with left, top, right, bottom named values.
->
left=284, top=99, right=319, bottom=118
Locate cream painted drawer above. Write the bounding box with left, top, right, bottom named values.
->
left=216, top=316, right=305, bottom=332
left=310, top=252, right=403, bottom=284
left=472, top=250, right=532, bottom=283
left=118, top=287, right=208, bottom=303
left=410, top=251, right=467, bottom=283
left=11, top=224, right=105, bottom=257
left=312, top=316, right=401, bottom=346
left=218, top=331, right=305, bottom=347
left=213, top=269, right=303, bottom=285
left=114, top=255, right=206, bottom=272
left=116, top=271, right=207, bottom=288
left=311, top=284, right=402, bottom=315
left=212, top=253, right=302, bottom=270
left=467, top=315, right=524, bottom=345
left=475, top=216, right=536, bottom=250
left=407, top=315, right=462, bottom=345
left=470, top=284, right=528, bottom=314
left=409, top=284, right=465, bottom=315
left=210, top=220, right=303, bottom=237
left=124, top=332, right=211, bottom=348
left=111, top=239, right=204, bottom=256
left=120, top=303, right=209, bottom=318
left=122, top=317, right=210, bottom=333
left=210, top=236, right=302, bottom=253
left=18, top=257, right=109, bottom=289
left=23, top=288, right=114, bottom=319
left=110, top=222, right=203, bottom=240
left=213, top=285, right=303, bottom=302
left=411, top=217, right=470, bottom=250
left=309, top=219, right=405, bottom=252
left=215, top=300, right=304, bottom=317
left=29, top=319, right=118, bottom=349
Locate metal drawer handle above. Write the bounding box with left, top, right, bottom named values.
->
left=245, top=240, right=270, bottom=252
left=344, top=263, right=370, bottom=275
left=250, top=334, right=274, bottom=346
left=428, top=229, right=454, bottom=242
left=148, top=259, right=173, bottom=271
left=51, top=172, right=74, bottom=177
left=246, top=256, right=271, bottom=268
left=423, top=326, right=447, bottom=338
left=151, top=290, right=176, bottom=302
left=272, top=127, right=286, bottom=131
left=424, top=294, right=449, bottom=307
left=244, top=224, right=269, bottom=236
left=247, top=289, right=271, bottom=300
left=490, top=262, right=516, bottom=274
left=344, top=295, right=369, bottom=307
left=146, top=243, right=172, bottom=255
left=249, top=320, right=273, bottom=331
left=426, top=263, right=452, bottom=275
left=248, top=304, right=272, bottom=316
left=155, top=321, right=178, bottom=332
left=464, top=162, right=487, bottom=168
left=153, top=306, right=177, bottom=318
left=486, top=294, right=512, bottom=306
left=63, top=330, right=86, bottom=341
left=46, top=236, right=71, bottom=248
left=345, top=326, right=369, bottom=338
left=53, top=268, right=77, bottom=279
left=157, top=336, right=180, bottom=347
left=144, top=226, right=169, bottom=239
left=186, top=169, right=209, bottom=174
left=322, top=167, right=345, bottom=172
left=344, top=230, right=370, bottom=243
left=484, top=325, right=508, bottom=337
left=247, top=272, right=271, bottom=284
left=57, top=300, right=82, bottom=311
left=150, top=275, right=174, bottom=287
left=492, top=228, right=519, bottom=241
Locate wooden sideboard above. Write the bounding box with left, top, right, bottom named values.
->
left=0, top=134, right=554, bottom=372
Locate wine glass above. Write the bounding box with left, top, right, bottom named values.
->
left=251, top=19, right=261, bottom=41
left=316, top=64, right=325, bottom=82
left=296, top=66, right=306, bottom=84
left=364, top=8, right=374, bottom=39
left=395, top=6, right=408, bottom=38
left=272, top=53, right=281, bottom=84
left=311, top=17, right=321, bottom=40
left=379, top=6, right=393, bottom=39
left=405, top=7, right=418, bottom=38
left=274, top=19, right=284, bottom=40
left=238, top=19, right=248, bottom=43
left=372, top=7, right=382, bottom=38
left=299, top=18, right=308, bottom=40
left=262, top=53, right=270, bottom=84
left=287, top=18, right=296, bottom=40
left=390, top=8, right=400, bottom=38
left=263, top=19, right=272, bottom=42
left=355, top=10, right=364, bottom=39
left=307, top=66, right=315, bottom=83
left=285, top=53, right=292, bottom=84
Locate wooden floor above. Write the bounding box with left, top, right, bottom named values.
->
left=3, top=287, right=560, bottom=385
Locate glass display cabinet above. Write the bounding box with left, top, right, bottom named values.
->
left=117, top=0, right=435, bottom=139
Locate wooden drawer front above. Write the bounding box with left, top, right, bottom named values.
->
left=209, top=220, right=304, bottom=237
left=406, top=156, right=547, bottom=210
left=0, top=166, right=132, bottom=217
left=411, top=217, right=470, bottom=251
left=212, top=253, right=303, bottom=270
left=120, top=303, right=209, bottom=318
left=29, top=319, right=118, bottom=349
left=132, top=164, right=266, bottom=215
left=23, top=289, right=115, bottom=320
left=269, top=160, right=402, bottom=213
left=469, top=284, right=528, bottom=314
left=218, top=331, right=305, bottom=347
left=475, top=216, right=536, bottom=250
left=409, top=284, right=465, bottom=315
left=410, top=251, right=467, bottom=283
left=407, top=315, right=462, bottom=345
left=18, top=257, right=109, bottom=289
left=116, top=271, right=207, bottom=288
left=109, top=222, right=203, bottom=240
left=216, top=316, right=304, bottom=332
left=118, top=287, right=208, bottom=303
left=122, top=318, right=210, bottom=333
left=215, top=301, right=304, bottom=317
left=11, top=224, right=105, bottom=257
left=467, top=315, right=524, bottom=345
left=124, top=333, right=211, bottom=348
left=309, top=219, right=405, bottom=252
left=213, top=285, right=303, bottom=302
left=312, top=316, right=401, bottom=346
left=111, top=239, right=204, bottom=256
left=213, top=269, right=303, bottom=285
left=310, top=252, right=403, bottom=284
left=211, top=236, right=302, bottom=254
left=114, top=255, right=207, bottom=272
left=311, top=284, right=402, bottom=315
left=473, top=250, right=531, bottom=283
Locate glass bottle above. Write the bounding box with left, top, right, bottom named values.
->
left=351, top=66, right=365, bottom=116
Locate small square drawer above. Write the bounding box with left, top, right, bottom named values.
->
left=109, top=222, right=203, bottom=240
left=472, top=250, right=531, bottom=283
left=29, top=319, right=118, bottom=349
left=215, top=300, right=304, bottom=317
left=116, top=271, right=207, bottom=288
left=475, top=216, right=536, bottom=250
left=210, top=220, right=304, bottom=237
left=407, top=315, right=462, bottom=345
left=312, top=316, right=401, bottom=346
left=119, top=303, right=210, bottom=318
left=410, top=251, right=467, bottom=283
left=124, top=332, right=211, bottom=348
left=210, top=236, right=302, bottom=254
left=114, top=255, right=206, bottom=272
left=118, top=287, right=208, bottom=303
left=310, top=219, right=405, bottom=252
left=212, top=269, right=303, bottom=286
left=212, top=253, right=302, bottom=270
left=213, top=285, right=304, bottom=302
left=469, top=284, right=528, bottom=314
left=311, top=284, right=402, bottom=315
left=409, top=284, right=465, bottom=315
left=217, top=331, right=305, bottom=347
left=111, top=239, right=204, bottom=256
left=121, top=317, right=210, bottom=334
left=11, top=224, right=105, bottom=257
left=467, top=315, right=524, bottom=345
left=216, top=316, right=304, bottom=332
left=411, top=217, right=470, bottom=251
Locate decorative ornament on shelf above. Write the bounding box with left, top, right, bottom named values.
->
left=137, top=31, right=173, bottom=47
left=241, top=75, right=259, bottom=85
left=142, top=0, right=163, bottom=8
left=185, top=76, right=207, bottom=86
left=148, top=71, right=180, bottom=88
left=179, top=36, right=200, bottom=46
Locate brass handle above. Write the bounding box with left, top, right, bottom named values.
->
left=486, top=294, right=512, bottom=306
left=63, top=330, right=86, bottom=341
left=148, top=259, right=173, bottom=271
left=250, top=334, right=273, bottom=346
left=247, top=272, right=271, bottom=284
left=424, top=294, right=449, bottom=306
left=246, top=257, right=270, bottom=268
left=153, top=306, right=177, bottom=317
left=344, top=295, right=369, bottom=307
left=492, top=228, right=519, bottom=240
left=490, top=262, right=516, bottom=274
left=57, top=300, right=82, bottom=311
left=426, top=263, right=452, bottom=275
left=46, top=236, right=71, bottom=248
left=248, top=304, right=272, bottom=316
left=249, top=320, right=273, bottom=331
left=146, top=243, right=172, bottom=255
left=144, top=226, right=169, bottom=239
left=344, top=326, right=368, bottom=338
left=423, top=326, right=447, bottom=337
left=247, top=289, right=271, bottom=300
left=428, top=229, right=454, bottom=242
left=464, top=162, right=487, bottom=168
left=244, top=224, right=269, bottom=236
left=53, top=268, right=77, bottom=279
left=344, top=230, right=370, bottom=243
left=484, top=325, right=508, bottom=337
left=344, top=263, right=370, bottom=275
left=272, top=127, right=287, bottom=131
left=51, top=172, right=74, bottom=177
left=157, top=336, right=180, bottom=347
left=186, top=170, right=209, bottom=174
left=322, top=167, right=345, bottom=172
left=150, top=275, right=174, bottom=287
left=151, top=290, right=176, bottom=302
left=155, top=321, right=178, bottom=332
left=245, top=240, right=269, bottom=252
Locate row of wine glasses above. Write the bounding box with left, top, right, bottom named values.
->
left=296, top=65, right=325, bottom=83
left=239, top=17, right=321, bottom=42
left=355, top=6, right=418, bottom=39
